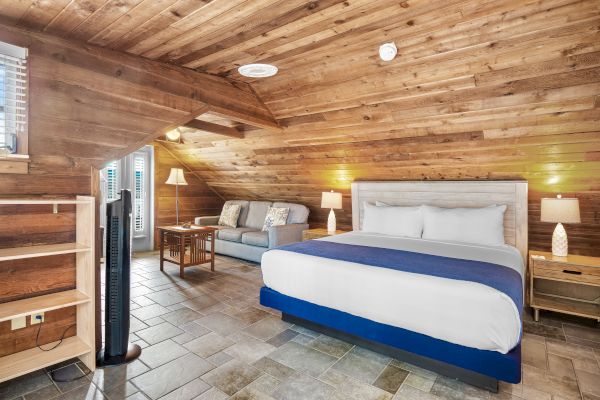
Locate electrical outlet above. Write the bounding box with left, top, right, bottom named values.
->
left=11, top=316, right=26, bottom=330
left=31, top=312, right=44, bottom=324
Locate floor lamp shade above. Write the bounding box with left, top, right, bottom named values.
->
left=321, top=191, right=342, bottom=234
left=165, top=168, right=188, bottom=225
left=540, top=195, right=580, bottom=257
left=165, top=168, right=188, bottom=186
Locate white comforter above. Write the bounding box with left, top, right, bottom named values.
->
left=261, top=231, right=524, bottom=354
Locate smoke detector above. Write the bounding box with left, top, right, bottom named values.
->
left=238, top=63, right=278, bottom=78
left=379, top=42, right=397, bottom=61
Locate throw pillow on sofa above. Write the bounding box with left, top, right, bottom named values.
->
left=262, top=207, right=290, bottom=231
left=218, top=204, right=242, bottom=228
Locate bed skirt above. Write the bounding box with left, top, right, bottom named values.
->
left=260, top=286, right=521, bottom=388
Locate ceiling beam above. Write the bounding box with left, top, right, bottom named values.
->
left=0, top=24, right=281, bottom=132
left=109, top=105, right=210, bottom=164
left=184, top=119, right=245, bottom=139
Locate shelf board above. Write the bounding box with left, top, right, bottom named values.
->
left=0, top=336, right=91, bottom=383
left=0, top=290, right=90, bottom=322
left=0, top=199, right=90, bottom=205
left=532, top=292, right=600, bottom=320
left=0, top=243, right=91, bottom=262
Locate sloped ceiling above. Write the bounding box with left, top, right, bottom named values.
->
left=1, top=0, right=599, bottom=254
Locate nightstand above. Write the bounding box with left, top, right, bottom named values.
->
left=529, top=250, right=600, bottom=322
left=302, top=228, right=347, bottom=241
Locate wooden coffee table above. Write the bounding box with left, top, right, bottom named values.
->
left=157, top=225, right=217, bottom=278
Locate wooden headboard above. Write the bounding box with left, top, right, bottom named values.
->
left=351, top=181, right=528, bottom=262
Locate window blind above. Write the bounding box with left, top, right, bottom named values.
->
left=0, top=42, right=27, bottom=154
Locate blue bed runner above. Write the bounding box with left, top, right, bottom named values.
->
left=275, top=240, right=523, bottom=315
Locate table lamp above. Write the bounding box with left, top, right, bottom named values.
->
left=165, top=168, right=188, bottom=225
left=321, top=191, right=342, bottom=234
left=540, top=194, right=580, bottom=257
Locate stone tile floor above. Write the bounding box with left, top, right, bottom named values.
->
left=2, top=252, right=600, bottom=400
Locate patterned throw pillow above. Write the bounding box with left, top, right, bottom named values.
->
left=218, top=204, right=241, bottom=228
left=262, top=207, right=290, bottom=231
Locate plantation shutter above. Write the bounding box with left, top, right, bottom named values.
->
left=106, top=161, right=120, bottom=201
left=0, top=42, right=27, bottom=154
left=134, top=155, right=146, bottom=232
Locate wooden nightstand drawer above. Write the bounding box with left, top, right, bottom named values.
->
left=533, top=262, right=600, bottom=285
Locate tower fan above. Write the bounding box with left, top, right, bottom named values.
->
left=97, top=189, right=141, bottom=366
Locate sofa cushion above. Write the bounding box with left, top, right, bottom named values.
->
left=273, top=202, right=309, bottom=224
left=217, top=227, right=257, bottom=242
left=241, top=231, right=269, bottom=248
left=223, top=200, right=250, bottom=227
left=242, top=201, right=272, bottom=230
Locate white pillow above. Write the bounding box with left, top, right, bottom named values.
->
left=422, top=205, right=506, bottom=246
left=362, top=202, right=423, bottom=238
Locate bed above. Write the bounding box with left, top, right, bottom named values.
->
left=259, top=181, right=528, bottom=392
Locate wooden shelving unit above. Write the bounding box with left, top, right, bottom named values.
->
left=0, top=196, right=95, bottom=383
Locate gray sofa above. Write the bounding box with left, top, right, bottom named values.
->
left=195, top=200, right=309, bottom=263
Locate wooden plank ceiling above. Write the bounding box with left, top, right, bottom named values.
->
left=1, top=0, right=599, bottom=255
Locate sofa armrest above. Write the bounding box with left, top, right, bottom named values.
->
left=195, top=215, right=220, bottom=226
left=268, top=223, right=309, bottom=248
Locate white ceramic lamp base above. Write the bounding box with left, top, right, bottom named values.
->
left=552, top=222, right=568, bottom=257
left=327, top=209, right=336, bottom=234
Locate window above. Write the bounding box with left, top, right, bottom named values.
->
left=100, top=146, right=153, bottom=251
left=0, top=41, right=27, bottom=155
left=133, top=154, right=146, bottom=233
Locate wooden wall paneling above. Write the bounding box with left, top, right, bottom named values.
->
left=153, top=143, right=224, bottom=249
left=0, top=255, right=76, bottom=303
left=0, top=306, right=76, bottom=358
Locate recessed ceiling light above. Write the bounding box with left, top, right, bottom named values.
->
left=379, top=42, right=397, bottom=61
left=238, top=63, right=278, bottom=78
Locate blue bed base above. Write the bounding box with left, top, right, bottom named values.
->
left=260, top=286, right=521, bottom=389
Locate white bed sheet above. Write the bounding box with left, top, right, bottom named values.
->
left=261, top=231, right=524, bottom=354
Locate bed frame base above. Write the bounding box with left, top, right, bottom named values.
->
left=282, top=313, right=499, bottom=393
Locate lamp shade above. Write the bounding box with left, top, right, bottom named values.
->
left=540, top=196, right=580, bottom=223
left=165, top=168, right=188, bottom=186
left=321, top=191, right=342, bottom=209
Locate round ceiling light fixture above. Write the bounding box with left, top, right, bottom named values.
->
left=165, top=128, right=181, bottom=142
left=238, top=63, right=278, bottom=78
left=379, top=42, right=397, bottom=62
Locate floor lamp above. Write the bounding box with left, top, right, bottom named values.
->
left=165, top=168, right=188, bottom=225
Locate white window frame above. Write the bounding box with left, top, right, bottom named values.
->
left=0, top=40, right=28, bottom=158
left=132, top=150, right=149, bottom=237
